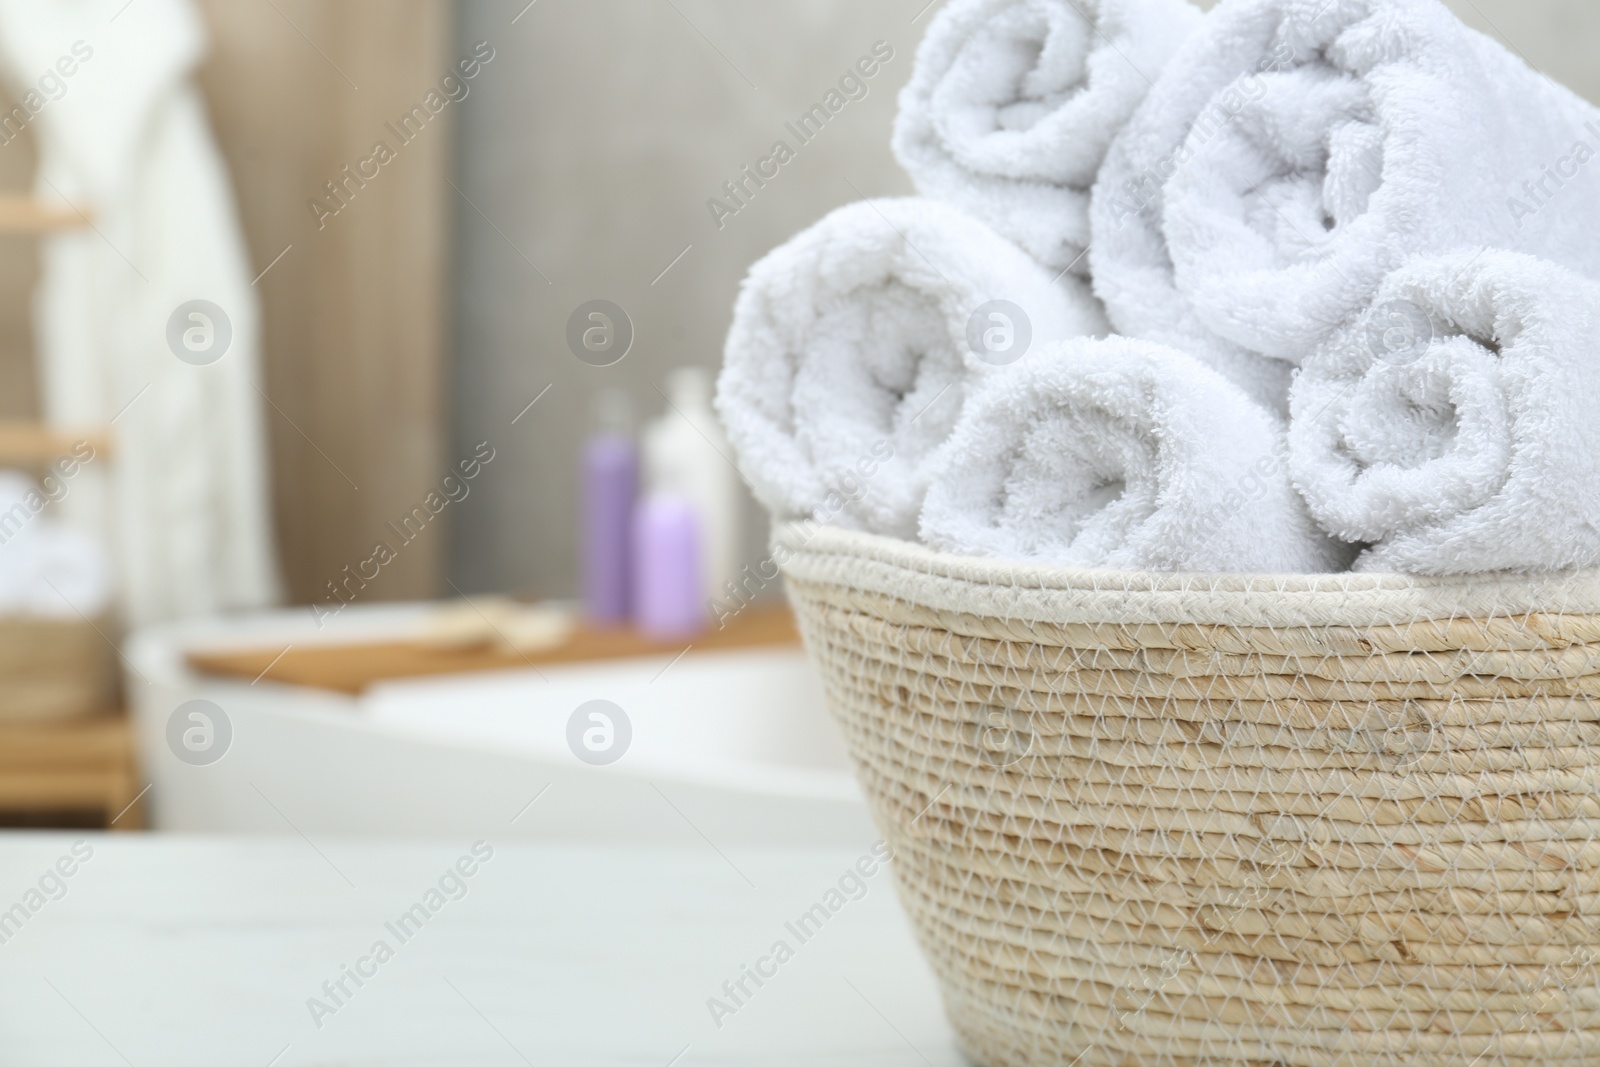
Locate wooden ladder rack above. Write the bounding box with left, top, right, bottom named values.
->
left=0, top=195, right=126, bottom=828
left=0, top=192, right=89, bottom=234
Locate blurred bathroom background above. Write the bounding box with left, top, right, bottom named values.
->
left=0, top=0, right=1588, bottom=607
left=0, top=0, right=1593, bottom=835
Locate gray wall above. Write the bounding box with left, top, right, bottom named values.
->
left=450, top=0, right=921, bottom=597
left=1189, top=0, right=1600, bottom=100
left=1444, top=0, right=1600, bottom=103
left=451, top=0, right=1600, bottom=598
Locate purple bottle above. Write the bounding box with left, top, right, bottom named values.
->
left=632, top=493, right=705, bottom=640
left=581, top=390, right=637, bottom=625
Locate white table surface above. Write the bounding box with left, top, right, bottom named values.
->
left=0, top=834, right=967, bottom=1066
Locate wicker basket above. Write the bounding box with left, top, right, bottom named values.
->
left=779, top=522, right=1600, bottom=1067
left=0, top=616, right=117, bottom=722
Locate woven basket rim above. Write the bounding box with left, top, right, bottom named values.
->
left=773, top=522, right=1600, bottom=628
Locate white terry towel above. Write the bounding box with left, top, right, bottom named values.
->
left=1092, top=0, right=1600, bottom=372
left=920, top=336, right=1341, bottom=572
left=0, top=0, right=282, bottom=624
left=1290, top=250, right=1600, bottom=575
left=0, top=471, right=113, bottom=618
left=895, top=0, right=1202, bottom=273
left=21, top=525, right=113, bottom=619
left=717, top=197, right=1107, bottom=540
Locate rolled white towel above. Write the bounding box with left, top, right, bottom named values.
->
left=895, top=0, right=1202, bottom=273
left=717, top=197, right=1106, bottom=539
left=1289, top=250, right=1600, bottom=575
left=920, top=335, right=1342, bottom=572
left=1092, top=0, right=1600, bottom=370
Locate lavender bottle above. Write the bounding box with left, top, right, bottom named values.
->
left=581, top=390, right=636, bottom=625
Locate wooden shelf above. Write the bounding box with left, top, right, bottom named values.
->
left=0, top=714, right=143, bottom=829
left=189, top=603, right=803, bottom=695
left=0, top=422, right=111, bottom=466
left=0, top=193, right=89, bottom=234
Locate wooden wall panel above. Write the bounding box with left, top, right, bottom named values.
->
left=192, top=0, right=449, bottom=606
left=0, top=90, right=38, bottom=421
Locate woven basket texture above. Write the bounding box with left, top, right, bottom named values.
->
left=778, top=523, right=1600, bottom=1067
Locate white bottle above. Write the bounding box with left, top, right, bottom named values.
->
left=641, top=367, right=740, bottom=610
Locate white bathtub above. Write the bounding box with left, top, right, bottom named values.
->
left=126, top=604, right=874, bottom=846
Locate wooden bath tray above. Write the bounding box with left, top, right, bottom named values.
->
left=186, top=604, right=800, bottom=695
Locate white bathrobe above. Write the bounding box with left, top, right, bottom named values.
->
left=0, top=0, right=280, bottom=623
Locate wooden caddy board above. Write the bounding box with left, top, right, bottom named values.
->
left=187, top=604, right=802, bottom=696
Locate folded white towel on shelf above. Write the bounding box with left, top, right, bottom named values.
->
left=0, top=470, right=113, bottom=617
left=1290, top=250, right=1600, bottom=575
left=895, top=0, right=1201, bottom=274
left=717, top=197, right=1106, bottom=540
left=1091, top=0, right=1600, bottom=394
left=0, top=470, right=40, bottom=614
left=21, top=525, right=113, bottom=618
left=920, top=335, right=1341, bottom=571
